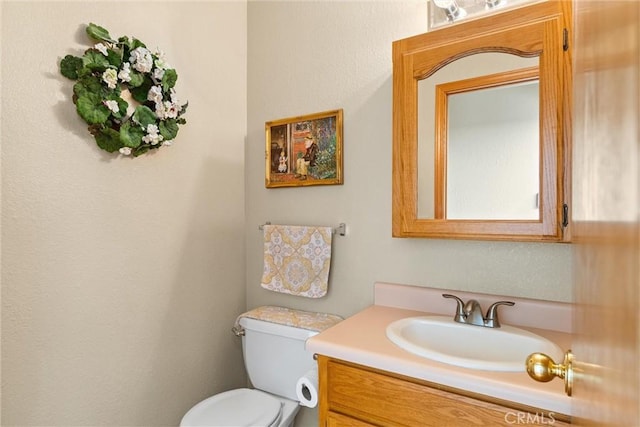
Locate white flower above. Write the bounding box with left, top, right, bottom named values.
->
left=154, top=102, right=167, bottom=120
left=147, top=85, right=163, bottom=104
left=129, top=47, right=153, bottom=73
left=154, top=89, right=182, bottom=119
left=153, top=49, right=169, bottom=70
left=154, top=101, right=178, bottom=120
left=118, top=62, right=131, bottom=83
left=142, top=124, right=164, bottom=146
left=119, top=147, right=132, bottom=156
left=104, top=100, right=119, bottom=114
left=162, top=140, right=173, bottom=146
left=102, top=68, right=118, bottom=89
left=146, top=124, right=159, bottom=135
left=94, top=43, right=109, bottom=56
left=152, top=67, right=165, bottom=81
left=169, top=89, right=180, bottom=104
left=162, top=101, right=179, bottom=119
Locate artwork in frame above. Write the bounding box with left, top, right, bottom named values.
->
left=265, top=109, right=343, bottom=188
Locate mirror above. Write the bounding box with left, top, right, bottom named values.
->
left=417, top=55, right=539, bottom=220
left=444, top=77, right=540, bottom=220
left=392, top=1, right=570, bottom=241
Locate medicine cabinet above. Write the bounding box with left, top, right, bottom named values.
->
left=392, top=1, right=572, bottom=241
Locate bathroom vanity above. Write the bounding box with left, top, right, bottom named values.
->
left=307, top=283, right=573, bottom=426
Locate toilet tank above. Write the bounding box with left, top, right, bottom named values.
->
left=238, top=316, right=318, bottom=401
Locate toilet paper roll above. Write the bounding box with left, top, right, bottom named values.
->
left=295, top=368, right=319, bottom=408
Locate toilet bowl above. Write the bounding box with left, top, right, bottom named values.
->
left=180, top=306, right=343, bottom=427
left=180, top=388, right=299, bottom=427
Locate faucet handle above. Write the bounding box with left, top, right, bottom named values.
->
left=442, top=294, right=466, bottom=323
left=484, top=300, right=515, bottom=328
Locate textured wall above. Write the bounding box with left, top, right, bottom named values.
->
left=2, top=1, right=575, bottom=426
left=246, top=3, right=571, bottom=425
left=1, top=1, right=247, bottom=425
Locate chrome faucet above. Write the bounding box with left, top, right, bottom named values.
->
left=442, top=294, right=515, bottom=328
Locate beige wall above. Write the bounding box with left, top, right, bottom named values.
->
left=1, top=1, right=247, bottom=426
left=246, top=2, right=571, bottom=424
left=2, top=1, right=574, bottom=426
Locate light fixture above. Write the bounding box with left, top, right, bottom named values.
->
left=429, top=0, right=520, bottom=29
left=432, top=0, right=467, bottom=22
left=485, top=0, right=507, bottom=9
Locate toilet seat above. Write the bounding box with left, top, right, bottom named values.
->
left=180, top=388, right=283, bottom=427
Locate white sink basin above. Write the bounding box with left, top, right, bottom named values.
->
left=386, top=315, right=563, bottom=372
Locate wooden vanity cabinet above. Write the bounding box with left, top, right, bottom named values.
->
left=317, top=355, right=570, bottom=426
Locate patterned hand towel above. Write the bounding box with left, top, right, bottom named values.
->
left=261, top=224, right=332, bottom=298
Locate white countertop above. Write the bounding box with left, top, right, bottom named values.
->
left=306, top=282, right=573, bottom=416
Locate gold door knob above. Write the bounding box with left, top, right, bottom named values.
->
left=525, top=350, right=573, bottom=396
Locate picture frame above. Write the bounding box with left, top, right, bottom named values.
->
left=265, top=109, right=343, bottom=188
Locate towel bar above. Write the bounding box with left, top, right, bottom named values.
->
left=258, top=222, right=346, bottom=236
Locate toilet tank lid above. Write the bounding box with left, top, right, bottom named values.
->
left=234, top=306, right=343, bottom=337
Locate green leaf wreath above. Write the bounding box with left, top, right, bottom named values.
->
left=60, top=23, right=188, bottom=157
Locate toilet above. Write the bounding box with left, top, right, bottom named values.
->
left=180, top=306, right=342, bottom=427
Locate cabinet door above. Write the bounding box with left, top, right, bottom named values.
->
left=326, top=411, right=375, bottom=427
left=318, top=356, right=571, bottom=426
left=392, top=0, right=571, bottom=241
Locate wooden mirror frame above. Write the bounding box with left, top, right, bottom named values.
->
left=392, top=1, right=572, bottom=241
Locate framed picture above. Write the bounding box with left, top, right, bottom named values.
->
left=265, top=109, right=343, bottom=188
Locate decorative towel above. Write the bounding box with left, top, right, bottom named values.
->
left=261, top=224, right=332, bottom=298
left=234, top=305, right=343, bottom=333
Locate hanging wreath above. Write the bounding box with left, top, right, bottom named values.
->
left=59, top=23, right=188, bottom=157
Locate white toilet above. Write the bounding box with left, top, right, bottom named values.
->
left=180, top=306, right=341, bottom=427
